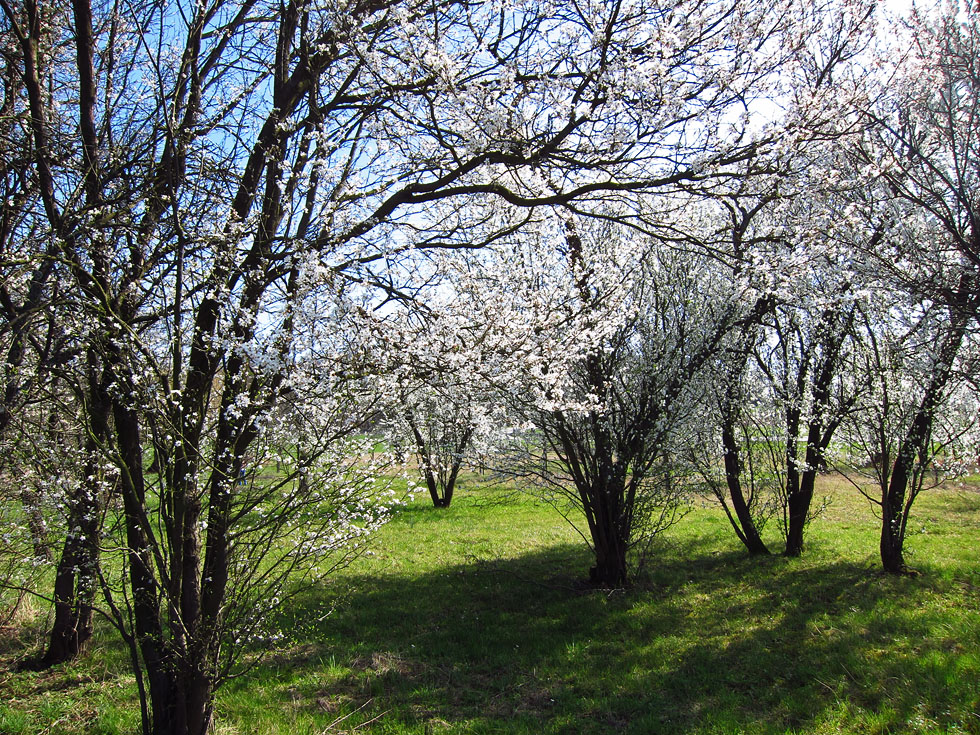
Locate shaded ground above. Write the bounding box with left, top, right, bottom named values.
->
left=2, top=480, right=979, bottom=734
left=235, top=531, right=979, bottom=734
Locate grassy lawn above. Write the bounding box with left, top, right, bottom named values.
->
left=1, top=474, right=978, bottom=734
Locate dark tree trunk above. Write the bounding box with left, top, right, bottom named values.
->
left=408, top=415, right=443, bottom=507
left=784, top=417, right=839, bottom=558
left=436, top=429, right=471, bottom=508
left=720, top=397, right=770, bottom=555
left=589, top=539, right=629, bottom=587
left=880, top=501, right=906, bottom=575
left=782, top=430, right=806, bottom=556
left=38, top=486, right=103, bottom=667
left=112, top=395, right=179, bottom=735
left=879, top=312, right=967, bottom=575
left=584, top=475, right=631, bottom=588
left=783, top=487, right=807, bottom=557
left=784, top=440, right=828, bottom=557
left=783, top=307, right=852, bottom=557
left=588, top=481, right=630, bottom=587
left=879, top=419, right=921, bottom=575
left=408, top=414, right=471, bottom=508
left=37, top=359, right=111, bottom=669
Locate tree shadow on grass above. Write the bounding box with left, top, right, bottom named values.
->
left=245, top=539, right=978, bottom=735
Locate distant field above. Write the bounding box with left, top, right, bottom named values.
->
left=2, top=474, right=978, bottom=734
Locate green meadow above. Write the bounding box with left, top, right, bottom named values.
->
left=2, top=475, right=978, bottom=734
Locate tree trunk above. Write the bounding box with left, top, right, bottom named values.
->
left=720, top=402, right=770, bottom=555
left=37, top=364, right=110, bottom=668
left=784, top=455, right=825, bottom=557
left=879, top=309, right=967, bottom=575
left=130, top=670, right=213, bottom=735
left=586, top=477, right=630, bottom=588
left=784, top=308, right=851, bottom=557
left=880, top=437, right=913, bottom=575
left=113, top=397, right=175, bottom=735
left=783, top=489, right=807, bottom=557
left=784, top=469, right=816, bottom=557
left=183, top=671, right=213, bottom=735
left=782, top=440, right=806, bottom=557
left=407, top=415, right=444, bottom=507
left=879, top=502, right=906, bottom=574
left=408, top=416, right=471, bottom=508
left=38, top=493, right=102, bottom=667
left=784, top=443, right=821, bottom=557
left=782, top=384, right=806, bottom=557
left=589, top=537, right=629, bottom=587
left=437, top=429, right=473, bottom=509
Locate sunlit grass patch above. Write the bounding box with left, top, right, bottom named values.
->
left=1, top=474, right=978, bottom=734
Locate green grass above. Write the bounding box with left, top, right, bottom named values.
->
left=2, top=476, right=978, bottom=734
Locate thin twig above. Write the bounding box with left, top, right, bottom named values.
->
left=322, top=698, right=373, bottom=732
left=352, top=709, right=391, bottom=730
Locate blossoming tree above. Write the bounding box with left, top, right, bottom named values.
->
left=0, top=0, right=896, bottom=728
